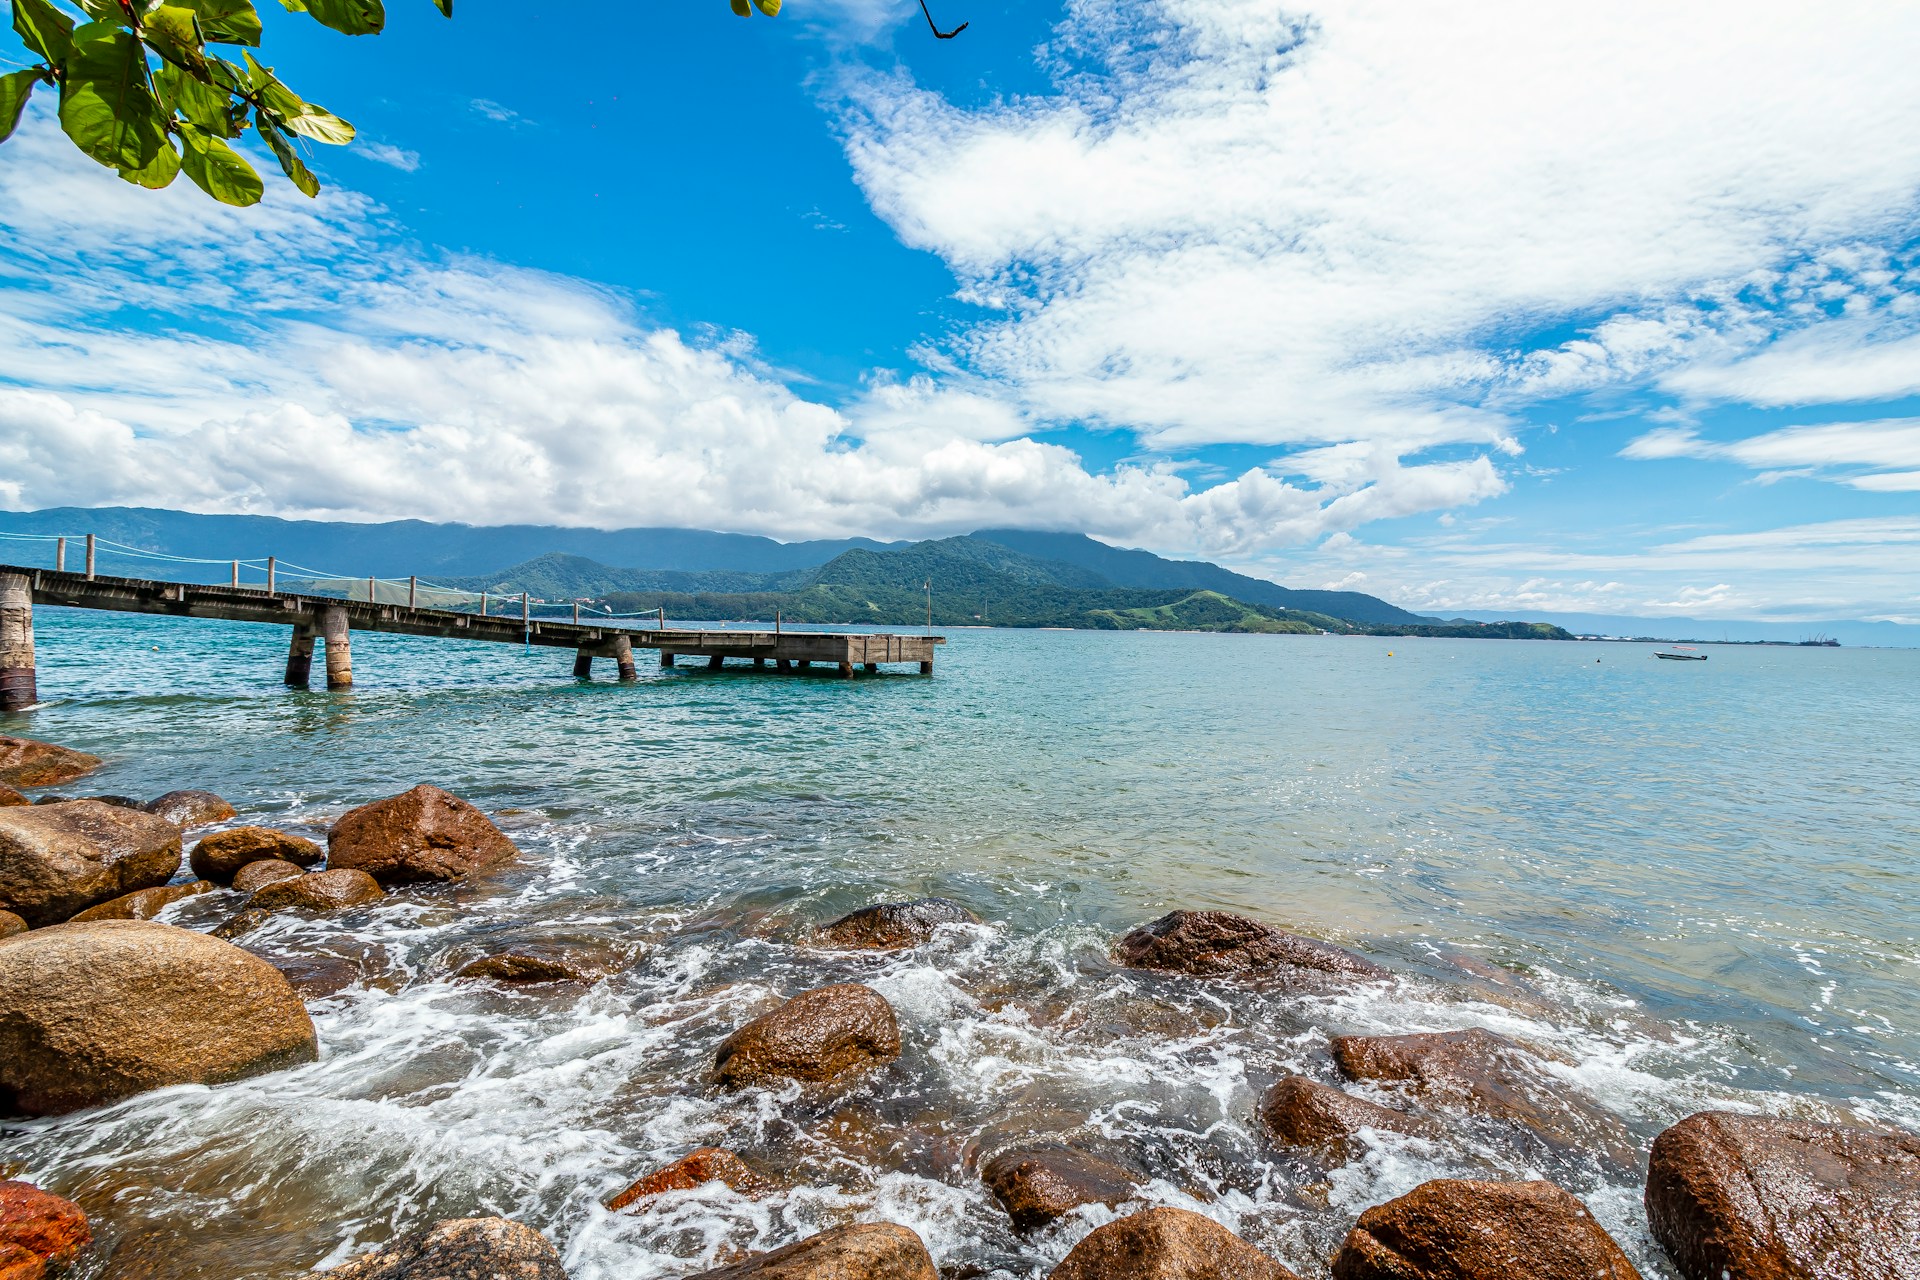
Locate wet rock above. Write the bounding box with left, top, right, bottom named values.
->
left=211, top=907, right=275, bottom=940
left=1330, top=1028, right=1634, bottom=1161
left=1645, top=1110, right=1920, bottom=1280
left=69, top=879, right=214, bottom=922
left=0, top=787, right=26, bottom=808
left=0, top=800, right=183, bottom=927
left=714, top=982, right=902, bottom=1088
left=141, top=790, right=236, bottom=829
left=231, top=859, right=306, bottom=893
left=0, top=919, right=317, bottom=1116
left=0, top=737, right=101, bottom=789
left=606, top=1148, right=776, bottom=1211
left=455, top=952, right=599, bottom=985
left=248, top=868, right=385, bottom=914
left=1259, top=1073, right=1439, bottom=1159
left=982, top=1144, right=1140, bottom=1231
left=188, top=826, right=323, bottom=883
left=0, top=1242, right=40, bottom=1280
left=270, top=953, right=367, bottom=999
left=687, top=1222, right=936, bottom=1280
left=1049, top=1206, right=1300, bottom=1280
left=0, top=1181, right=90, bottom=1268
left=0, top=911, right=23, bottom=939
left=322, top=1216, right=565, bottom=1279
left=1331, top=1178, right=1639, bottom=1280
left=85, top=795, right=146, bottom=811
left=816, top=897, right=981, bottom=950
left=328, top=784, right=518, bottom=885
left=1115, top=911, right=1386, bottom=982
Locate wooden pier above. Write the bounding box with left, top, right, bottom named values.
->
left=0, top=564, right=942, bottom=712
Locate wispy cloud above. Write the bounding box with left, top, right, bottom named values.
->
left=470, top=98, right=520, bottom=124
left=357, top=142, right=421, bottom=173
left=1623, top=418, right=1920, bottom=491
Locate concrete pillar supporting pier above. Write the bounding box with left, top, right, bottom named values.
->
left=863, top=662, right=879, bottom=673
left=0, top=572, right=36, bottom=713
left=776, top=659, right=791, bottom=671
left=284, top=625, right=316, bottom=688
left=613, top=635, right=637, bottom=681
left=573, top=648, right=593, bottom=679
left=708, top=653, right=724, bottom=671
left=837, top=661, right=855, bottom=679
left=321, top=606, right=352, bottom=690
left=661, top=651, right=675, bottom=668
left=920, top=661, right=934, bottom=675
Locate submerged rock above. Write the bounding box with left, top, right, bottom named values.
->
left=982, top=1144, right=1140, bottom=1232
left=248, top=868, right=385, bottom=914
left=0, top=737, right=101, bottom=789
left=815, top=897, right=980, bottom=950
left=0, top=919, right=317, bottom=1116
left=455, top=952, right=601, bottom=985
left=0, top=787, right=26, bottom=808
left=322, top=1217, right=565, bottom=1279
left=1330, top=1028, right=1634, bottom=1161
left=1645, top=1110, right=1920, bottom=1280
left=142, top=790, right=236, bottom=829
left=1331, top=1178, right=1639, bottom=1280
left=189, top=827, right=323, bottom=883
left=1259, top=1074, right=1439, bottom=1159
left=0, top=800, right=183, bottom=927
left=714, top=983, right=901, bottom=1088
left=1115, top=910, right=1385, bottom=982
left=0, top=1181, right=90, bottom=1269
left=69, top=879, right=214, bottom=922
left=0, top=911, right=23, bottom=940
left=1048, top=1207, right=1299, bottom=1280
left=606, top=1148, right=776, bottom=1211
left=211, top=907, right=275, bottom=940
left=686, top=1222, right=936, bottom=1280
left=328, top=785, right=518, bottom=885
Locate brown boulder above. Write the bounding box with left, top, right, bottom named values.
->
left=0, top=1243, right=40, bottom=1280
left=248, top=868, right=385, bottom=913
left=0, top=787, right=27, bottom=808
left=1115, top=911, right=1386, bottom=982
left=322, top=1216, right=564, bottom=1279
left=455, top=952, right=600, bottom=985
left=327, top=785, right=518, bottom=885
left=69, top=879, right=214, bottom=922
left=686, top=1222, right=936, bottom=1280
left=714, top=983, right=902, bottom=1088
left=1049, top=1206, right=1300, bottom=1280
left=0, top=737, right=101, bottom=789
left=1259, top=1074, right=1438, bottom=1159
left=982, top=1145, right=1140, bottom=1231
left=1331, top=1178, right=1639, bottom=1280
left=232, top=859, right=306, bottom=893
left=0, top=800, right=183, bottom=927
left=189, top=827, right=323, bottom=883
left=0, top=1181, right=90, bottom=1267
left=0, top=912, right=22, bottom=940
left=607, top=1148, right=776, bottom=1211
left=0, top=919, right=317, bottom=1116
left=1330, top=1029, right=1634, bottom=1160
left=1646, top=1111, right=1920, bottom=1280
left=141, top=790, right=236, bottom=829
left=816, top=897, right=980, bottom=949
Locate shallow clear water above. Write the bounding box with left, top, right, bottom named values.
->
left=4, top=609, right=1917, bottom=1278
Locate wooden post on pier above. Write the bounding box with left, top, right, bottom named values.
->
left=85, top=534, right=96, bottom=580
left=0, top=572, right=35, bottom=713
left=367, top=575, right=376, bottom=605
left=479, top=592, right=487, bottom=616
left=55, top=538, right=65, bottom=573
left=521, top=593, right=529, bottom=627
left=409, top=577, right=417, bottom=609
left=572, top=648, right=593, bottom=679
left=266, top=557, right=276, bottom=595
left=613, top=634, right=637, bottom=681
left=284, top=625, right=316, bottom=688
left=231, top=560, right=240, bottom=588
left=321, top=606, right=352, bottom=690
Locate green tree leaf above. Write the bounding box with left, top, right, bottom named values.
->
left=283, top=106, right=352, bottom=144
left=145, top=5, right=213, bottom=80
left=119, top=135, right=183, bottom=188
left=156, top=63, right=242, bottom=136
left=430, top=0, right=451, bottom=15
left=11, top=0, right=76, bottom=65
left=730, top=0, right=750, bottom=15
left=754, top=0, right=781, bottom=14
left=182, top=0, right=264, bottom=46
left=283, top=0, right=386, bottom=37
left=58, top=25, right=166, bottom=171
left=242, top=51, right=354, bottom=144
left=0, top=70, right=39, bottom=145
left=179, top=122, right=264, bottom=204
left=256, top=109, right=318, bottom=196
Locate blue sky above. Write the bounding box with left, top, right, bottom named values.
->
left=2, top=0, right=1918, bottom=623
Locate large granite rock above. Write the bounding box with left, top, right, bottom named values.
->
left=982, top=1145, right=1140, bottom=1232
left=1259, top=1073, right=1438, bottom=1159
left=68, top=879, right=213, bottom=922
left=322, top=1217, right=564, bottom=1279
left=606, top=1148, right=775, bottom=1212
left=714, top=983, right=901, bottom=1088
left=0, top=920, right=317, bottom=1115
left=248, top=868, right=385, bottom=913
left=1645, top=1111, right=1920, bottom=1280
left=328, top=785, right=518, bottom=885
left=0, top=1181, right=90, bottom=1269
left=1330, top=1028, right=1634, bottom=1161
left=232, top=859, right=306, bottom=893
left=686, top=1223, right=937, bottom=1280
left=0, top=787, right=26, bottom=808
left=189, top=827, right=323, bottom=883
left=1115, top=911, right=1386, bottom=982
left=1048, top=1207, right=1300, bottom=1280
left=816, top=898, right=980, bottom=950
left=0, top=737, right=101, bottom=789
left=0, top=1243, right=39, bottom=1280
left=0, top=800, right=183, bottom=927
left=142, top=790, right=236, bottom=829
left=1331, top=1178, right=1640, bottom=1280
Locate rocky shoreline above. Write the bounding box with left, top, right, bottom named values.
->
left=2, top=731, right=1916, bottom=1279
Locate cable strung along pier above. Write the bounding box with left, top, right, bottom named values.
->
left=0, top=550, right=942, bottom=713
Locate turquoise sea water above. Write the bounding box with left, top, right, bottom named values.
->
left=4, top=608, right=1918, bottom=1278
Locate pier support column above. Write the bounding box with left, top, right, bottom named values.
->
left=613, top=635, right=637, bottom=682
left=794, top=660, right=810, bottom=671
left=573, top=648, right=593, bottom=679
left=776, top=659, right=791, bottom=671
left=284, top=625, right=316, bottom=689
left=0, top=573, right=35, bottom=714
left=837, top=661, right=855, bottom=678
left=661, top=652, right=675, bottom=668
left=708, top=653, right=725, bottom=670
left=919, top=661, right=934, bottom=675
left=753, top=657, right=765, bottom=668
left=863, top=662, right=879, bottom=673
left=321, top=606, right=352, bottom=690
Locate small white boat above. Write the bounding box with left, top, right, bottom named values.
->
left=1654, top=646, right=1708, bottom=661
